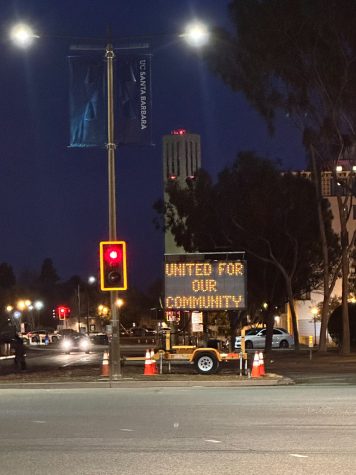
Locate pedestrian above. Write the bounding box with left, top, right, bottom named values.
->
left=13, top=335, right=27, bottom=370
left=44, top=332, right=49, bottom=346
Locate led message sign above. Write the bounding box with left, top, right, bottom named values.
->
left=165, top=259, right=246, bottom=310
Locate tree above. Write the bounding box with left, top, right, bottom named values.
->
left=38, top=258, right=60, bottom=287
left=0, top=263, right=16, bottom=324
left=158, top=152, right=338, bottom=350
left=328, top=303, right=356, bottom=349
left=204, top=0, right=356, bottom=353
left=0, top=262, right=16, bottom=290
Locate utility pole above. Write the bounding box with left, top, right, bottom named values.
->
left=106, top=42, right=121, bottom=379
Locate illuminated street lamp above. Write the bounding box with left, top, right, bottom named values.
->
left=181, top=22, right=210, bottom=47
left=34, top=300, right=44, bottom=328
left=15, top=299, right=32, bottom=331
left=86, top=276, right=97, bottom=333
left=98, top=304, right=109, bottom=316
left=34, top=300, right=44, bottom=311
left=311, top=307, right=319, bottom=346
left=115, top=298, right=124, bottom=308
left=9, top=23, right=39, bottom=48
left=16, top=300, right=26, bottom=311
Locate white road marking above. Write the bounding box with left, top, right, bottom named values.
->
left=204, top=439, right=222, bottom=444
left=120, top=429, right=134, bottom=432
left=290, top=454, right=308, bottom=458
left=173, top=423, right=179, bottom=428
left=32, top=421, right=46, bottom=424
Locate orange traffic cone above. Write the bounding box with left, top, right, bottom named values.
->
left=101, top=351, right=110, bottom=377
left=150, top=349, right=158, bottom=374
left=258, top=352, right=265, bottom=376
left=251, top=351, right=261, bottom=378
left=144, top=349, right=154, bottom=375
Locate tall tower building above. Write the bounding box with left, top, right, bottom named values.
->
left=162, top=129, right=202, bottom=254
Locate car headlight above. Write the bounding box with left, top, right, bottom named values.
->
left=62, top=339, right=72, bottom=350
left=79, top=339, right=90, bottom=350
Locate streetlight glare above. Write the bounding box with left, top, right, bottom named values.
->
left=10, top=23, right=38, bottom=47
left=182, top=22, right=210, bottom=47
left=34, top=300, right=44, bottom=311
left=115, top=298, right=124, bottom=308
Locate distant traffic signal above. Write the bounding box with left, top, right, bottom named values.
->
left=99, top=241, right=127, bottom=291
left=57, top=306, right=70, bottom=320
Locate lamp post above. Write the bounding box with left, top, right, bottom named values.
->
left=311, top=307, right=318, bottom=346
left=10, top=20, right=209, bottom=378
left=33, top=300, right=44, bottom=328
left=86, top=276, right=96, bottom=333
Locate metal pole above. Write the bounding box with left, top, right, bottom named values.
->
left=77, top=284, right=81, bottom=333
left=106, top=42, right=121, bottom=380
left=86, top=290, right=90, bottom=334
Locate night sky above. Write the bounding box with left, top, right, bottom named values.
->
left=0, top=1, right=305, bottom=290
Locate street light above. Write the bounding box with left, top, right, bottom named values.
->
left=181, top=22, right=210, bottom=47
left=86, top=276, right=97, bottom=333
left=9, top=23, right=39, bottom=48
left=34, top=300, right=44, bottom=328
left=97, top=304, right=110, bottom=331
left=115, top=298, right=124, bottom=308
left=98, top=304, right=109, bottom=316
left=311, top=307, right=318, bottom=346
left=10, top=20, right=209, bottom=379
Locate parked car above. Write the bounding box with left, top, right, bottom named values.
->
left=60, top=333, right=92, bottom=354
left=24, top=329, right=60, bottom=344
left=129, top=327, right=156, bottom=337
left=89, top=333, right=109, bottom=345
left=235, top=327, right=294, bottom=349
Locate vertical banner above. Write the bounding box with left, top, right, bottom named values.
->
left=117, top=54, right=152, bottom=145
left=68, top=53, right=152, bottom=147
left=68, top=57, right=106, bottom=147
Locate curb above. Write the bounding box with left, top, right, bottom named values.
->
left=0, top=374, right=294, bottom=390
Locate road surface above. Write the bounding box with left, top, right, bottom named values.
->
left=0, top=385, right=355, bottom=474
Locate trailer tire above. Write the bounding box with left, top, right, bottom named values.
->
left=194, top=352, right=219, bottom=375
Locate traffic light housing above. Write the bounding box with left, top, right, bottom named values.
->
left=57, top=306, right=70, bottom=320
left=99, top=241, right=127, bottom=291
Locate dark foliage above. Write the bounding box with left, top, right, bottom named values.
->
left=328, top=303, right=356, bottom=348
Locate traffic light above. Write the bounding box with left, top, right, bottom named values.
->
left=57, top=306, right=70, bottom=320
left=99, top=241, right=127, bottom=291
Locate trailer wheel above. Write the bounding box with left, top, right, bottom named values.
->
left=194, top=353, right=219, bottom=374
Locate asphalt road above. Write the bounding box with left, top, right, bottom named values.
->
left=0, top=343, right=150, bottom=371
left=0, top=385, right=356, bottom=475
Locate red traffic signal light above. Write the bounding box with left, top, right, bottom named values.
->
left=57, top=306, right=70, bottom=320
left=99, top=241, right=127, bottom=291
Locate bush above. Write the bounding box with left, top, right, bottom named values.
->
left=328, top=303, right=356, bottom=348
